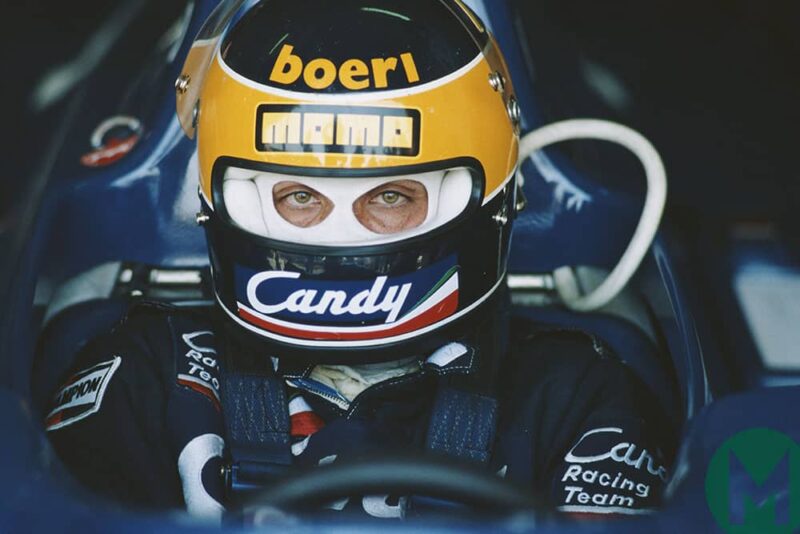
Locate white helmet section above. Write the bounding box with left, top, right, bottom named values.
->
left=222, top=167, right=473, bottom=245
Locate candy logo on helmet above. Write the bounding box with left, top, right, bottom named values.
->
left=233, top=257, right=460, bottom=344
left=246, top=272, right=412, bottom=323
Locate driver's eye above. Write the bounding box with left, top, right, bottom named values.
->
left=292, top=191, right=313, bottom=205
left=353, top=180, right=428, bottom=234
left=377, top=191, right=403, bottom=205
left=273, top=182, right=333, bottom=227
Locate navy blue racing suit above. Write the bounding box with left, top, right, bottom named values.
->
left=44, top=302, right=675, bottom=520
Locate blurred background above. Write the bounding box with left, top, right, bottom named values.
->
left=1, top=0, right=184, bottom=226
left=1, top=0, right=798, bottom=391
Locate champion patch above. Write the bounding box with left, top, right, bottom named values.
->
left=45, top=357, right=122, bottom=431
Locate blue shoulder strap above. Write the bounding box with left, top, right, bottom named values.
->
left=410, top=384, right=499, bottom=515
left=424, top=331, right=504, bottom=465
left=222, top=371, right=292, bottom=500
left=220, top=367, right=498, bottom=506
left=426, top=386, right=498, bottom=464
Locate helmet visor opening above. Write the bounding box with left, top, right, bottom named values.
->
left=221, top=165, right=476, bottom=246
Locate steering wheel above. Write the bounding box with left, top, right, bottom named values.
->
left=240, top=454, right=547, bottom=522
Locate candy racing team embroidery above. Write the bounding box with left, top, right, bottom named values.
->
left=557, top=426, right=669, bottom=514
left=177, top=331, right=221, bottom=411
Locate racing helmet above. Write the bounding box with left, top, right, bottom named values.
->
left=177, top=0, right=521, bottom=363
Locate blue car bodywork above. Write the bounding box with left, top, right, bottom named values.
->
left=1, top=1, right=797, bottom=531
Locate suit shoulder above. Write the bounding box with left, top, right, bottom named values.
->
left=43, top=301, right=218, bottom=427
left=509, top=320, right=622, bottom=382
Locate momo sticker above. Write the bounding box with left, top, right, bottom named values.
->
left=234, top=255, right=459, bottom=343
left=256, top=104, right=421, bottom=156
left=45, top=357, right=122, bottom=431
